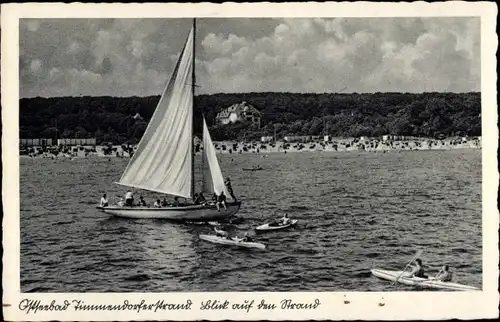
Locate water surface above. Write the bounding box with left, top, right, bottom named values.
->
left=20, top=149, right=482, bottom=292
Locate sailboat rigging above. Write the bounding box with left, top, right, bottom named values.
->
left=97, top=19, right=241, bottom=220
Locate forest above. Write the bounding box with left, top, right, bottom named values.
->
left=19, top=92, right=481, bottom=144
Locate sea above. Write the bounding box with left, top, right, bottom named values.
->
left=20, top=149, right=482, bottom=292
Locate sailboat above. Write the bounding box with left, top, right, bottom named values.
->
left=97, top=19, right=241, bottom=220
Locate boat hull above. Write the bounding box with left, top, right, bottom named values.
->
left=371, top=269, right=480, bottom=291
left=97, top=201, right=241, bottom=220
left=199, top=234, right=266, bottom=250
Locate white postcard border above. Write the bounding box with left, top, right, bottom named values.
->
left=2, top=2, right=499, bottom=321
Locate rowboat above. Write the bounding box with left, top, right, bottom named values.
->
left=255, top=219, right=298, bottom=232
left=199, top=234, right=266, bottom=250
left=97, top=20, right=240, bottom=220
left=371, top=269, right=480, bottom=291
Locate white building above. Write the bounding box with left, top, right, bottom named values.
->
left=216, top=101, right=261, bottom=128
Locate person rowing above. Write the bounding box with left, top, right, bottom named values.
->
left=434, top=265, right=453, bottom=282
left=214, top=227, right=229, bottom=238
left=242, top=232, right=253, bottom=242
left=408, top=258, right=428, bottom=278
left=281, top=213, right=290, bottom=225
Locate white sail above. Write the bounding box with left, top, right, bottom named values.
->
left=203, top=118, right=230, bottom=199
left=202, top=149, right=214, bottom=195
left=118, top=28, right=194, bottom=198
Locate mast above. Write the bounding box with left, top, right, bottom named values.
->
left=191, top=18, right=196, bottom=198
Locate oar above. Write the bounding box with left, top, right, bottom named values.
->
left=392, top=250, right=423, bottom=286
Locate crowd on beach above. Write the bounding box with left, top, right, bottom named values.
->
left=20, top=136, right=481, bottom=159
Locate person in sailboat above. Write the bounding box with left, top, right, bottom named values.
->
left=173, top=196, right=180, bottom=207
left=139, top=196, right=147, bottom=207
left=434, top=265, right=453, bottom=282
left=408, top=258, right=428, bottom=278
left=154, top=199, right=161, bottom=208
left=225, top=177, right=237, bottom=201
left=193, top=193, right=206, bottom=205
left=161, top=197, right=168, bottom=207
left=124, top=190, right=134, bottom=207
left=216, top=192, right=227, bottom=211
left=100, top=193, right=109, bottom=207
left=198, top=192, right=207, bottom=204
left=193, top=193, right=200, bottom=205
left=212, top=193, right=218, bottom=204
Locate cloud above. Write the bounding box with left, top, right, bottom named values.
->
left=199, top=17, right=480, bottom=94
left=19, top=17, right=480, bottom=98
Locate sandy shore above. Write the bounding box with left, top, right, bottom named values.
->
left=20, top=137, right=481, bottom=159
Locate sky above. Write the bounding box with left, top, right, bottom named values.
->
left=19, top=17, right=480, bottom=98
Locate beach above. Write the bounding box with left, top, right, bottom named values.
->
left=21, top=136, right=482, bottom=159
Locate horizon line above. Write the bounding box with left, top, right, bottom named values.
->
left=20, top=91, right=481, bottom=100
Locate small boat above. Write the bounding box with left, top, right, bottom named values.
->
left=97, top=20, right=241, bottom=220
left=371, top=269, right=480, bottom=291
left=199, top=234, right=266, bottom=250
left=255, top=219, right=298, bottom=232
left=242, top=167, right=263, bottom=171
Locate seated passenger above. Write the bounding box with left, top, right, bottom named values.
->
left=100, top=193, right=109, bottom=207
left=435, top=265, right=453, bottom=282
left=216, top=192, right=227, bottom=211
left=408, top=259, right=428, bottom=278
left=124, top=190, right=134, bottom=207
left=161, top=197, right=168, bottom=207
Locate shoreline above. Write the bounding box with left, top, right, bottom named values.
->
left=20, top=137, right=481, bottom=158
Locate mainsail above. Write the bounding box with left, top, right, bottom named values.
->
left=118, top=28, right=194, bottom=198
left=203, top=118, right=231, bottom=199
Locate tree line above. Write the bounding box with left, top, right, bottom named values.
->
left=19, top=92, right=481, bottom=144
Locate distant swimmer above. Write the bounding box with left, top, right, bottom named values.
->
left=408, top=259, right=428, bottom=278
left=100, top=193, right=109, bottom=207
left=434, top=265, right=453, bottom=282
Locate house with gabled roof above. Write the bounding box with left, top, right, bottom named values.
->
left=215, top=101, right=261, bottom=128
